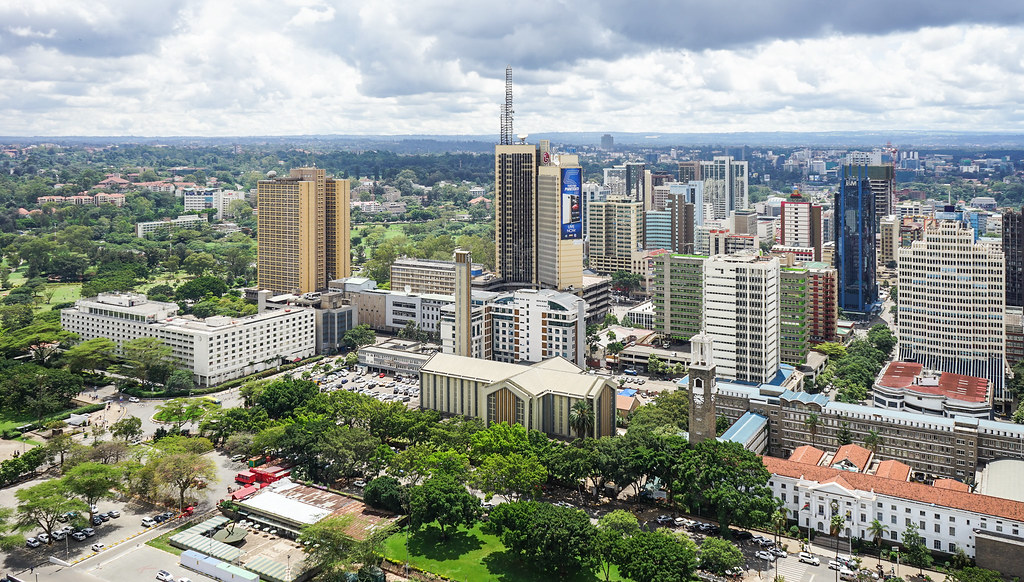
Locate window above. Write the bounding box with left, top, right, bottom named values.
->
left=890, top=531, right=898, bottom=540
left=934, top=540, right=941, bottom=550
left=950, top=527, right=956, bottom=536
left=934, top=524, right=940, bottom=533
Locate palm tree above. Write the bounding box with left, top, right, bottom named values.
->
left=804, top=413, right=819, bottom=445
left=568, top=400, right=595, bottom=440
left=864, top=430, right=883, bottom=455
left=771, top=508, right=788, bottom=547
left=867, top=519, right=889, bottom=548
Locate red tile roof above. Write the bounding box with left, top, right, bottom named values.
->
left=831, top=444, right=872, bottom=472
left=935, top=373, right=989, bottom=404
left=873, top=460, right=910, bottom=482
left=765, top=456, right=1024, bottom=522
left=878, top=361, right=923, bottom=389
left=933, top=479, right=971, bottom=492
left=789, top=445, right=825, bottom=466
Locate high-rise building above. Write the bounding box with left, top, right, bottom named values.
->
left=601, top=134, right=614, bottom=149
left=703, top=254, right=780, bottom=384
left=806, top=262, right=839, bottom=344
left=625, top=162, right=646, bottom=204
left=581, top=183, right=608, bottom=238
left=879, top=215, right=900, bottom=267
left=870, top=165, right=895, bottom=226
left=780, top=268, right=809, bottom=365
left=495, top=143, right=539, bottom=289
left=390, top=256, right=482, bottom=296
left=257, top=167, right=350, bottom=294
left=779, top=195, right=823, bottom=261
left=651, top=254, right=704, bottom=341
left=644, top=193, right=695, bottom=253
left=537, top=153, right=584, bottom=291
left=587, top=195, right=645, bottom=275
left=678, top=160, right=701, bottom=184
left=701, top=156, right=748, bottom=220
left=836, top=165, right=879, bottom=315
left=898, top=221, right=1006, bottom=405
left=1003, top=207, right=1024, bottom=307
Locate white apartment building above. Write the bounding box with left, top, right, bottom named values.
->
left=182, top=188, right=247, bottom=220
left=704, top=254, right=780, bottom=384
left=440, top=288, right=587, bottom=366
left=390, top=257, right=483, bottom=296
left=897, top=221, right=1007, bottom=404
left=767, top=454, right=1024, bottom=561
left=61, top=293, right=315, bottom=386
left=135, top=214, right=207, bottom=237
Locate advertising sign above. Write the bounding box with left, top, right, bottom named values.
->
left=560, top=167, right=582, bottom=240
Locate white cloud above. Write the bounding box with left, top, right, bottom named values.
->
left=1, top=1, right=1024, bottom=136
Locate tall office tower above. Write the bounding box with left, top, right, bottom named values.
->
left=780, top=268, right=809, bottom=365
left=645, top=194, right=695, bottom=253
left=601, top=134, right=614, bottom=149
left=701, top=156, right=748, bottom=220
left=495, top=142, right=539, bottom=289
left=582, top=183, right=608, bottom=238
left=898, top=221, right=1007, bottom=407
left=625, top=162, right=647, bottom=203
left=603, top=166, right=626, bottom=197
left=879, top=215, right=900, bottom=267
left=779, top=194, right=823, bottom=261
left=674, top=181, right=705, bottom=227
left=678, top=160, right=701, bottom=183
left=651, top=253, right=704, bottom=341
left=703, top=254, right=780, bottom=384
left=806, top=263, right=839, bottom=344
left=836, top=165, right=878, bottom=315
left=537, top=153, right=584, bottom=291
left=731, top=209, right=758, bottom=237
left=652, top=185, right=671, bottom=211
left=587, top=195, right=645, bottom=275
left=257, top=167, right=350, bottom=294
left=453, top=249, right=473, bottom=358
left=687, top=332, right=717, bottom=445
left=869, top=165, right=895, bottom=225
left=1003, top=207, right=1024, bottom=307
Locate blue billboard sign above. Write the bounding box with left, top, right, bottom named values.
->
left=560, top=167, right=582, bottom=240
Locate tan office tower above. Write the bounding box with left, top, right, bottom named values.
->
left=678, top=160, right=701, bottom=183
left=453, top=249, right=473, bottom=357
left=257, top=167, right=350, bottom=294
left=537, top=153, right=584, bottom=290
left=495, top=143, right=539, bottom=288
left=587, top=195, right=645, bottom=275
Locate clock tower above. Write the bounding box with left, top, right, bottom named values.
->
left=687, top=332, right=717, bottom=444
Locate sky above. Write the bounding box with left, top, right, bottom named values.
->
left=2, top=0, right=1024, bottom=137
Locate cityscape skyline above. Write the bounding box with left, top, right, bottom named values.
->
left=3, top=1, right=1024, bottom=136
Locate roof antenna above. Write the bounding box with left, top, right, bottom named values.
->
left=500, top=65, right=514, bottom=146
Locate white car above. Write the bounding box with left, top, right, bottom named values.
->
left=156, top=571, right=174, bottom=581
left=91, top=543, right=105, bottom=552
left=25, top=537, right=40, bottom=548
left=142, top=517, right=157, bottom=527
left=129, top=397, right=140, bottom=403
left=798, top=552, right=820, bottom=566
left=755, top=550, right=776, bottom=562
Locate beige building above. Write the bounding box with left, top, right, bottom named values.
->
left=880, top=214, right=900, bottom=266
left=537, top=154, right=584, bottom=291
left=419, top=353, right=617, bottom=439
left=588, top=195, right=645, bottom=275
left=495, top=143, right=539, bottom=288
left=390, top=257, right=482, bottom=295
left=257, top=167, right=350, bottom=294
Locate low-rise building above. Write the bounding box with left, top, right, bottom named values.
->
left=389, top=257, right=484, bottom=296
left=135, top=214, right=207, bottom=237
left=874, top=361, right=992, bottom=419
left=358, top=339, right=439, bottom=376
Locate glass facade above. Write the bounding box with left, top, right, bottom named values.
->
left=836, top=165, right=878, bottom=314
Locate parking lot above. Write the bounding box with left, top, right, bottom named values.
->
left=315, top=368, right=421, bottom=409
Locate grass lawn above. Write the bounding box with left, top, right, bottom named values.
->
left=34, top=283, right=82, bottom=312
left=0, top=411, right=38, bottom=433
left=384, top=523, right=627, bottom=582
left=147, top=522, right=192, bottom=556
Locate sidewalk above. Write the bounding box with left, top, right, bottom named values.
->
left=801, top=536, right=948, bottom=581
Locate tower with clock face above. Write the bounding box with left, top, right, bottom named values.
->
left=688, top=332, right=717, bottom=444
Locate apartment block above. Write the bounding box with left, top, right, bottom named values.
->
left=182, top=188, right=247, bottom=220
left=779, top=195, right=822, bottom=261
left=879, top=215, right=900, bottom=266
left=897, top=221, right=1007, bottom=405
left=651, top=254, right=704, bottom=341
left=135, top=214, right=207, bottom=237
left=389, top=257, right=483, bottom=296
left=587, top=195, right=645, bottom=275
left=61, top=293, right=315, bottom=386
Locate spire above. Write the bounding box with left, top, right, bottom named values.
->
left=500, top=65, right=514, bottom=146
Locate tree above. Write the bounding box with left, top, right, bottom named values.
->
left=151, top=446, right=218, bottom=511
left=864, top=430, right=883, bottom=455
left=408, top=475, right=480, bottom=541
left=488, top=501, right=599, bottom=577
left=618, top=530, right=698, bottom=582
left=596, top=510, right=639, bottom=582
left=602, top=313, right=618, bottom=328
left=628, top=389, right=689, bottom=434
left=837, top=421, right=853, bottom=446
left=63, top=337, right=116, bottom=374
left=867, top=324, right=897, bottom=356
left=298, top=515, right=359, bottom=579
left=947, top=567, right=1004, bottom=582
left=812, top=342, right=847, bottom=359
left=183, top=252, right=218, bottom=276
left=472, top=452, right=547, bottom=502
left=700, top=536, right=745, bottom=575
left=469, top=421, right=531, bottom=461
left=364, top=476, right=406, bottom=514
left=901, top=524, right=933, bottom=573
left=804, top=412, right=819, bottom=445
left=16, top=479, right=88, bottom=543
left=342, top=324, right=376, bottom=349
left=867, top=519, right=889, bottom=547
left=63, top=462, right=123, bottom=524
left=254, top=377, right=319, bottom=419
left=175, top=275, right=227, bottom=301
left=0, top=507, right=25, bottom=550
left=611, top=270, right=642, bottom=295
left=45, top=432, right=75, bottom=467
left=568, top=400, right=595, bottom=439
left=121, top=337, right=174, bottom=387
left=165, top=369, right=195, bottom=394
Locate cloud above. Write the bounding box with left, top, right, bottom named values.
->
left=1, top=0, right=1024, bottom=135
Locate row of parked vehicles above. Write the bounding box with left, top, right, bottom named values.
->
left=26, top=509, right=121, bottom=548
left=142, top=511, right=181, bottom=527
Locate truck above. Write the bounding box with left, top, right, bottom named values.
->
left=234, top=470, right=258, bottom=485
left=252, top=465, right=292, bottom=484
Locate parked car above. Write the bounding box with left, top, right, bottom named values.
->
left=128, top=397, right=140, bottom=403
left=353, top=480, right=366, bottom=488
left=108, top=510, right=120, bottom=518
left=770, top=547, right=787, bottom=558
left=142, top=517, right=156, bottom=527
left=655, top=515, right=674, bottom=525
left=755, top=550, right=776, bottom=562
left=52, top=530, right=66, bottom=541
left=91, top=543, right=105, bottom=552
left=798, top=552, right=820, bottom=566
left=828, top=560, right=843, bottom=571
left=92, top=516, right=103, bottom=525
left=731, top=529, right=753, bottom=540
left=82, top=527, right=95, bottom=537
left=71, top=531, right=87, bottom=541
left=160, top=511, right=175, bottom=520
left=839, top=569, right=857, bottom=581
left=725, top=567, right=744, bottom=578
left=25, top=537, right=40, bottom=548
left=156, top=571, right=174, bottom=582
left=97, top=512, right=111, bottom=522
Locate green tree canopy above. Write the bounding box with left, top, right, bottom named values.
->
left=488, top=501, right=599, bottom=577
left=617, top=529, right=698, bottom=582
left=408, top=475, right=480, bottom=541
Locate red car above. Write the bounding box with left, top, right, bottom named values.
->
left=379, top=373, right=386, bottom=378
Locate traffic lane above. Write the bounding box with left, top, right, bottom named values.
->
left=83, top=543, right=185, bottom=582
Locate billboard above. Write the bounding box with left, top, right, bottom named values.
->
left=560, top=167, right=583, bottom=240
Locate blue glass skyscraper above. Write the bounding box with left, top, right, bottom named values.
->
left=836, top=165, right=880, bottom=315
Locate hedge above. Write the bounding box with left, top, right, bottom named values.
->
left=120, top=355, right=325, bottom=399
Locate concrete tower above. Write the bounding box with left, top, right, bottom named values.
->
left=453, top=249, right=473, bottom=357
left=687, top=332, right=717, bottom=445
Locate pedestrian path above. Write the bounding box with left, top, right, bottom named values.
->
left=769, top=557, right=813, bottom=582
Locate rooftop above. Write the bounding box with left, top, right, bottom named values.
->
left=789, top=445, right=825, bottom=465
left=831, top=444, right=872, bottom=472
left=420, top=353, right=612, bottom=399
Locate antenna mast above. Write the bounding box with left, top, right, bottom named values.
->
left=500, top=65, right=514, bottom=145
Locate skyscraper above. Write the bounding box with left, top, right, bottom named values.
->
left=701, top=156, right=748, bottom=220
left=494, top=143, right=539, bottom=289
left=835, top=165, right=879, bottom=315
left=587, top=195, right=644, bottom=275
left=898, top=221, right=1006, bottom=407
left=537, top=153, right=584, bottom=291
left=625, top=162, right=647, bottom=204
left=1003, top=207, right=1024, bottom=307
left=257, top=167, right=350, bottom=294
left=779, top=194, right=823, bottom=261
